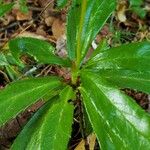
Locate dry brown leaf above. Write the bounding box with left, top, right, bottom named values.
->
left=52, top=19, right=65, bottom=40
left=45, top=16, right=55, bottom=27
left=117, top=1, right=127, bottom=22
left=39, top=0, right=54, bottom=19
left=2, top=14, right=15, bottom=26
left=36, top=26, right=47, bottom=36
left=38, top=0, right=54, bottom=7
left=88, top=133, right=96, bottom=150
left=12, top=9, right=32, bottom=21
left=75, top=133, right=96, bottom=150
left=75, top=140, right=85, bottom=150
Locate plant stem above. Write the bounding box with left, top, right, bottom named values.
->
left=71, top=61, right=78, bottom=85
left=71, top=0, right=87, bottom=85
left=77, top=91, right=89, bottom=149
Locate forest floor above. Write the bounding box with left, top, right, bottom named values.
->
left=0, top=0, right=150, bottom=149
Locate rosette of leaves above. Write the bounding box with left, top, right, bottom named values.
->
left=0, top=0, right=150, bottom=149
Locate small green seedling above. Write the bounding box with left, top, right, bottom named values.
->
left=130, top=0, right=146, bottom=18
left=0, top=0, right=28, bottom=17
left=0, top=3, right=14, bottom=17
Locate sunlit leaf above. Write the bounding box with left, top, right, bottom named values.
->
left=96, top=69, right=150, bottom=94
left=12, top=86, right=74, bottom=150
left=86, top=41, right=150, bottom=71
left=80, top=71, right=150, bottom=149
left=0, top=3, right=14, bottom=17
left=9, top=37, right=71, bottom=67
left=67, top=0, right=116, bottom=64
left=0, top=76, right=63, bottom=126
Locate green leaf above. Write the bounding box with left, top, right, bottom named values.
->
left=130, top=0, right=143, bottom=6
left=0, top=52, right=23, bottom=67
left=0, top=76, right=63, bottom=126
left=67, top=4, right=80, bottom=60
left=67, top=0, right=115, bottom=63
left=0, top=3, right=14, bottom=17
left=86, top=41, right=150, bottom=94
left=5, top=53, right=22, bottom=66
left=12, top=86, right=75, bottom=150
left=80, top=71, right=150, bottom=149
left=132, top=6, right=146, bottom=18
left=57, top=0, right=68, bottom=8
left=86, top=41, right=150, bottom=72
left=89, top=39, right=109, bottom=59
left=19, top=0, right=28, bottom=13
left=0, top=53, right=8, bottom=66
left=9, top=37, right=71, bottom=67
left=130, top=0, right=146, bottom=18
left=78, top=0, right=115, bottom=61
left=5, top=65, right=21, bottom=80
left=96, top=69, right=150, bottom=94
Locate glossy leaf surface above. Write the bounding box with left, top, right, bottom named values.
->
left=67, top=3, right=80, bottom=60
left=9, top=37, right=70, bottom=67
left=96, top=69, right=150, bottom=94
left=67, top=0, right=115, bottom=62
left=0, top=3, right=14, bottom=17
left=0, top=76, right=62, bottom=126
left=86, top=41, right=150, bottom=71
left=12, top=86, right=74, bottom=150
left=80, top=71, right=150, bottom=149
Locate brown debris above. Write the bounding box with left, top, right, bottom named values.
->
left=52, top=18, right=65, bottom=40
left=45, top=16, right=55, bottom=26
left=12, top=9, right=32, bottom=21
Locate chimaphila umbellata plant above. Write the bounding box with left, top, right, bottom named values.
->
left=0, top=0, right=150, bottom=149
